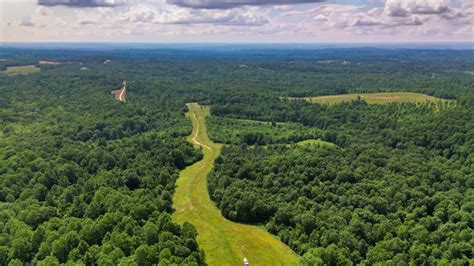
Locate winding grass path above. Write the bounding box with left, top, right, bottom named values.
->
left=172, top=103, right=299, bottom=266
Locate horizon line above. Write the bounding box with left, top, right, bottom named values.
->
left=1, top=41, right=472, bottom=44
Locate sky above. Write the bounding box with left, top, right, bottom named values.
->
left=0, top=0, right=472, bottom=43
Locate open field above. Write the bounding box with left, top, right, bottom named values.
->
left=38, top=60, right=60, bottom=65
left=286, top=92, right=452, bottom=104
left=4, top=65, right=41, bottom=75
left=465, top=70, right=474, bottom=75
left=207, top=115, right=320, bottom=145
left=172, top=103, right=299, bottom=266
left=111, top=80, right=127, bottom=102
left=295, top=139, right=336, bottom=147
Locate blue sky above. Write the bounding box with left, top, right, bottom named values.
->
left=0, top=0, right=472, bottom=42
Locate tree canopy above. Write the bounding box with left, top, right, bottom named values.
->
left=0, top=46, right=472, bottom=265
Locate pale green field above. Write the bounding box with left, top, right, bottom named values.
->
left=4, top=65, right=41, bottom=75
left=172, top=103, right=299, bottom=266
left=465, top=70, right=474, bottom=75
left=287, top=92, right=452, bottom=105
left=295, top=139, right=336, bottom=147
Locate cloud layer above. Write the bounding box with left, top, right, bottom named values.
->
left=73, top=3, right=270, bottom=26
left=167, top=0, right=325, bottom=9
left=38, top=0, right=124, bottom=7
left=4, top=0, right=472, bottom=42
left=385, top=0, right=450, bottom=17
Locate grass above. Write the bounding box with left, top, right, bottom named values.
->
left=287, top=92, right=452, bottom=105
left=465, top=71, right=474, bottom=75
left=207, top=116, right=314, bottom=145
left=4, top=65, right=41, bottom=75
left=172, top=103, right=299, bottom=266
left=295, top=139, right=336, bottom=147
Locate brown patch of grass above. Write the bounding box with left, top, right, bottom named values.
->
left=4, top=65, right=41, bottom=75
left=38, top=61, right=60, bottom=65
left=111, top=81, right=127, bottom=102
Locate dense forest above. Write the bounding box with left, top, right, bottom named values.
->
left=205, top=51, right=473, bottom=264
left=0, top=51, right=205, bottom=265
left=208, top=101, right=473, bottom=264
left=0, top=46, right=473, bottom=265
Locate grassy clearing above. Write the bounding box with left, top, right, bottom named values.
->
left=4, top=65, right=41, bottom=75
left=287, top=92, right=452, bottom=105
left=172, top=103, right=299, bottom=266
left=38, top=60, right=60, bottom=65
left=295, top=139, right=336, bottom=147
left=465, top=70, right=474, bottom=75
left=207, top=116, right=320, bottom=145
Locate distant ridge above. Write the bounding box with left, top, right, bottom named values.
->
left=0, top=42, right=472, bottom=50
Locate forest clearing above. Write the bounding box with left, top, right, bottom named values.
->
left=172, top=103, right=299, bottom=265
left=111, top=80, right=127, bottom=102
left=295, top=139, right=336, bottom=147
left=4, top=65, right=41, bottom=75
left=286, top=92, right=452, bottom=104
left=38, top=61, right=61, bottom=65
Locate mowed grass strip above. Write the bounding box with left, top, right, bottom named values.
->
left=172, top=103, right=299, bottom=266
left=4, top=65, right=41, bottom=75
left=287, top=92, right=452, bottom=105
left=295, top=139, right=336, bottom=147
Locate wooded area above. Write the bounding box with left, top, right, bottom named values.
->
left=0, top=47, right=472, bottom=265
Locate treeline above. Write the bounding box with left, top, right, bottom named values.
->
left=211, top=98, right=472, bottom=151
left=2, top=47, right=473, bottom=101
